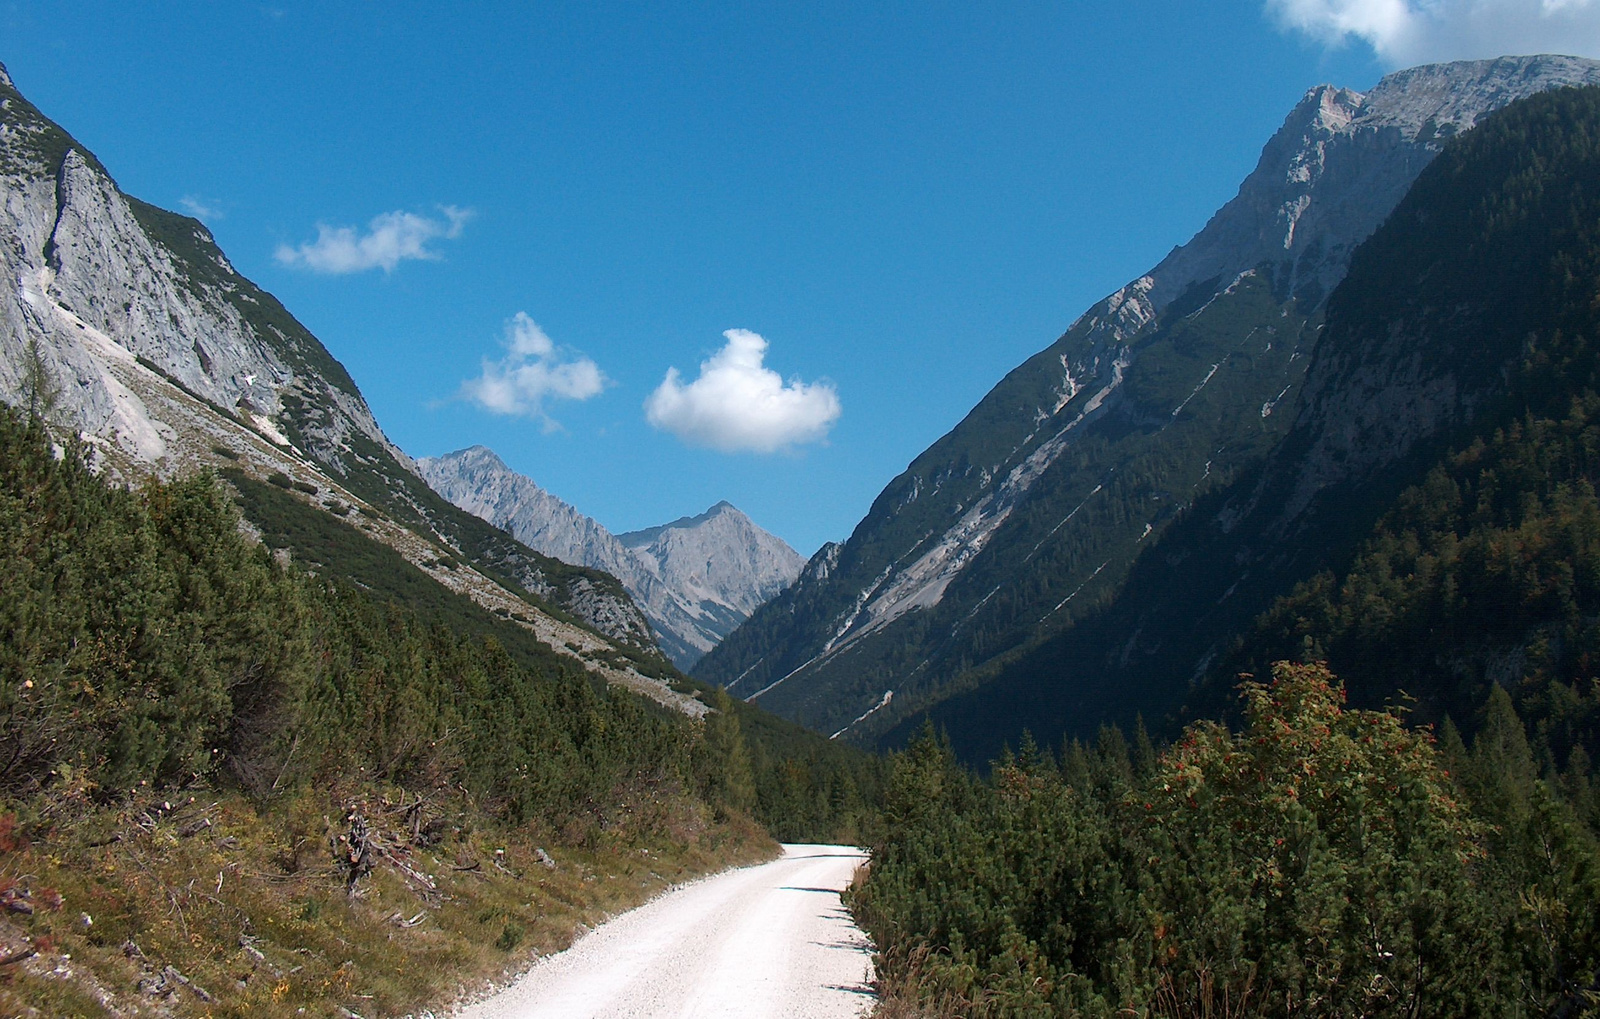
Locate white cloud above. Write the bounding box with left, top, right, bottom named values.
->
left=645, top=329, right=841, bottom=453
left=275, top=205, right=471, bottom=274
left=1267, top=0, right=1600, bottom=65
left=460, top=313, right=607, bottom=426
left=179, top=195, right=223, bottom=221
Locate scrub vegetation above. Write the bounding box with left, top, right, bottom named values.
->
left=856, top=664, right=1600, bottom=1017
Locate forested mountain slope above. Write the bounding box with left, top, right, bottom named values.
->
left=920, top=82, right=1600, bottom=763
left=696, top=55, right=1600, bottom=745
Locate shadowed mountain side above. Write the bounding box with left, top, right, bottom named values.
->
left=695, top=56, right=1600, bottom=746
left=898, top=82, right=1600, bottom=762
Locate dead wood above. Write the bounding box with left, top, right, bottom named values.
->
left=0, top=945, right=36, bottom=966
left=160, top=964, right=214, bottom=1003
left=334, top=811, right=374, bottom=896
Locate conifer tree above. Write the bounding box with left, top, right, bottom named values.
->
left=697, top=688, right=756, bottom=816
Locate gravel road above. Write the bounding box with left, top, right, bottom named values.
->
left=454, top=844, right=875, bottom=1019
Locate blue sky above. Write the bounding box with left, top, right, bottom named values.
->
left=5, top=2, right=1595, bottom=554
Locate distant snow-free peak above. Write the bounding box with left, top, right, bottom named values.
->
left=418, top=447, right=804, bottom=668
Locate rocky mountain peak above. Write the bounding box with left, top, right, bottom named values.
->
left=419, top=447, right=804, bottom=668
left=1302, top=83, right=1364, bottom=135
left=1145, top=55, right=1600, bottom=314
left=417, top=447, right=621, bottom=574
left=0, top=62, right=11, bottom=89
left=622, top=502, right=806, bottom=618
left=618, top=499, right=746, bottom=547
left=428, top=444, right=514, bottom=481
left=1357, top=54, right=1600, bottom=137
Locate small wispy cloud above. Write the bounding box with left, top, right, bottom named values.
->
left=275, top=206, right=471, bottom=274
left=179, top=195, right=224, bottom=221
left=1267, top=0, right=1600, bottom=65
left=645, top=329, right=840, bottom=454
left=459, top=313, right=608, bottom=427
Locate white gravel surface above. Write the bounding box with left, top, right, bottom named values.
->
left=454, top=843, right=875, bottom=1019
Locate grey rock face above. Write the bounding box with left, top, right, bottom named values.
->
left=0, top=62, right=656, bottom=657
left=0, top=68, right=395, bottom=475
left=1150, top=55, right=1600, bottom=312
left=418, top=447, right=804, bottom=668
left=419, top=446, right=645, bottom=584
left=620, top=500, right=806, bottom=621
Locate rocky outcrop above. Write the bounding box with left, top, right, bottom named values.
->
left=419, top=446, right=804, bottom=668
left=0, top=66, right=397, bottom=479
left=1149, top=55, right=1600, bottom=310
left=419, top=446, right=647, bottom=588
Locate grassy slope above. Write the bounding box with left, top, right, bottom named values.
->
left=0, top=787, right=772, bottom=1019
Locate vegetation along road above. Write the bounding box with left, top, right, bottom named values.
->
left=454, top=844, right=874, bottom=1019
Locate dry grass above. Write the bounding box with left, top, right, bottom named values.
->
left=864, top=942, right=982, bottom=1019
left=1148, top=966, right=1262, bottom=1019
left=0, top=785, right=775, bottom=1018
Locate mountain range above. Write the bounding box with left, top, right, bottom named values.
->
left=694, top=54, right=1600, bottom=752
left=418, top=445, right=804, bottom=668
left=9, top=46, right=1600, bottom=769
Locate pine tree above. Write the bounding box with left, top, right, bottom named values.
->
left=697, top=688, right=755, bottom=816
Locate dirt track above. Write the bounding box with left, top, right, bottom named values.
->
left=454, top=843, right=875, bottom=1019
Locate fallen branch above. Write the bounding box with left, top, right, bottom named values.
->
left=375, top=842, right=438, bottom=897
left=491, top=848, right=521, bottom=878
left=161, top=964, right=214, bottom=1003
